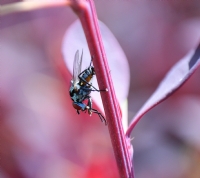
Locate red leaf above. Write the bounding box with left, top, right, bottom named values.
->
left=127, top=43, right=200, bottom=137
left=62, top=20, right=130, bottom=115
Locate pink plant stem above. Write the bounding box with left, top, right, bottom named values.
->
left=70, top=0, right=134, bottom=177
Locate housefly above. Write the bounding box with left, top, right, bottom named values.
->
left=69, top=50, right=107, bottom=125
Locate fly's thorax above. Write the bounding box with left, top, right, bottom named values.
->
left=70, top=80, right=80, bottom=90
left=69, top=83, right=81, bottom=100
left=70, top=85, right=91, bottom=102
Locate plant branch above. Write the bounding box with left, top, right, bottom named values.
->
left=70, top=0, right=134, bottom=177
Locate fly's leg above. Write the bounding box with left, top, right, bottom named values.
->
left=87, top=88, right=108, bottom=92
left=89, top=55, right=94, bottom=67
left=77, top=110, right=80, bottom=114
left=81, top=86, right=107, bottom=92
left=83, top=96, right=107, bottom=125
left=90, top=108, right=107, bottom=125
left=86, top=96, right=107, bottom=125
left=78, top=56, right=107, bottom=92
left=78, top=76, right=107, bottom=92
left=78, top=75, right=97, bottom=90
left=86, top=96, right=92, bottom=115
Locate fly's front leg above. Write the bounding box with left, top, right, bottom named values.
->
left=80, top=86, right=107, bottom=93
left=89, top=55, right=94, bottom=67
left=89, top=88, right=108, bottom=92
left=78, top=76, right=107, bottom=92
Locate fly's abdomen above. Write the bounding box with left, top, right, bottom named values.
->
left=84, top=74, right=93, bottom=83
left=73, top=102, right=86, bottom=111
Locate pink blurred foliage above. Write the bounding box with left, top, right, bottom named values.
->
left=1, top=0, right=200, bottom=178
left=0, top=3, right=119, bottom=178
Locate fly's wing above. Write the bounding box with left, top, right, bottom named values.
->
left=73, top=50, right=83, bottom=86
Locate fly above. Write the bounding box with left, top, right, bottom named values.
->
left=69, top=50, right=107, bottom=125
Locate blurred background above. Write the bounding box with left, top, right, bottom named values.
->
left=1, top=0, right=200, bottom=178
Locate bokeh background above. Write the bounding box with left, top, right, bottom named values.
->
left=1, top=0, right=200, bottom=178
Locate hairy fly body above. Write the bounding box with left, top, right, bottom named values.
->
left=69, top=50, right=107, bottom=125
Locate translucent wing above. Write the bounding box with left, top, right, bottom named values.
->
left=73, top=50, right=83, bottom=86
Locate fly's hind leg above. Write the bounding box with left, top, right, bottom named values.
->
left=85, top=96, right=107, bottom=125
left=91, top=108, right=107, bottom=125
